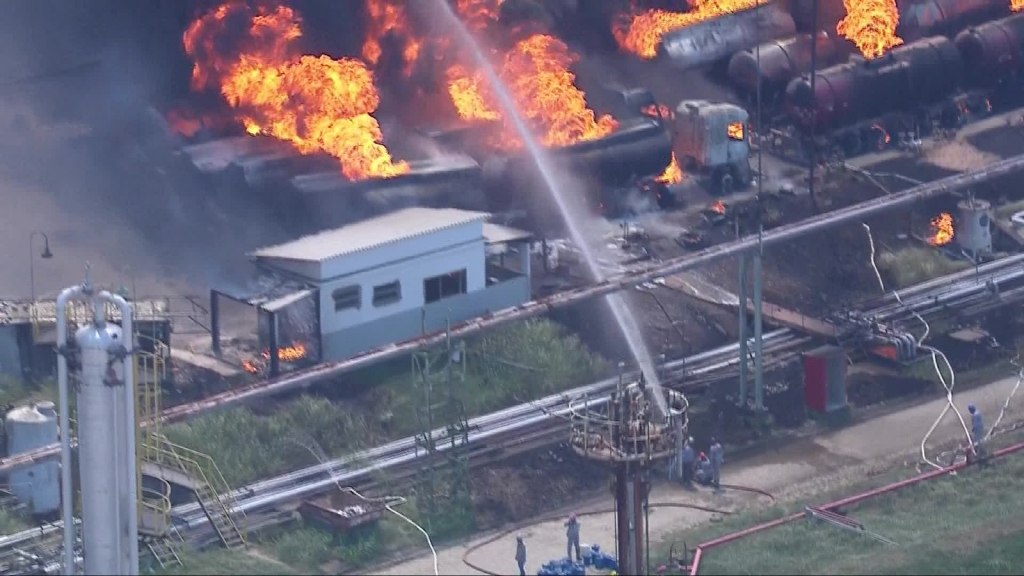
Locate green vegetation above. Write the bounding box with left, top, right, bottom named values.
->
left=158, top=548, right=294, bottom=575
left=877, top=247, right=971, bottom=289
left=166, top=319, right=607, bottom=487
left=660, top=435, right=1024, bottom=575
left=0, top=375, right=58, bottom=407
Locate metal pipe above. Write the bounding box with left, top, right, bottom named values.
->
left=738, top=255, right=749, bottom=405
left=753, top=253, right=765, bottom=411
left=56, top=282, right=87, bottom=576
left=99, top=291, right=139, bottom=576
left=5, top=242, right=1014, bottom=481
left=688, top=441, right=1024, bottom=575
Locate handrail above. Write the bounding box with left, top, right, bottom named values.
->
left=148, top=435, right=247, bottom=547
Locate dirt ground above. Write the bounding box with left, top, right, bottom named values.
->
left=367, top=374, right=1024, bottom=575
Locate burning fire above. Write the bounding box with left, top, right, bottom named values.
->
left=656, top=154, right=684, bottom=185
left=928, top=212, right=954, bottom=246
left=1015, top=0, right=1024, bottom=13
left=362, top=0, right=420, bottom=75
left=837, top=0, right=903, bottom=60
left=445, top=31, right=618, bottom=151
left=182, top=2, right=409, bottom=181
left=241, top=343, right=308, bottom=374
left=614, top=0, right=759, bottom=60
left=710, top=200, right=727, bottom=215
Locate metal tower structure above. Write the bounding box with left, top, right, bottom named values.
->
left=56, top=270, right=140, bottom=576
left=412, top=322, right=470, bottom=530
left=569, top=373, right=687, bottom=575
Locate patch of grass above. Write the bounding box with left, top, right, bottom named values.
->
left=0, top=376, right=58, bottom=407
left=164, top=395, right=375, bottom=487
left=878, top=247, right=971, bottom=289
left=663, top=435, right=1024, bottom=575
left=167, top=319, right=606, bottom=488
left=270, top=521, right=383, bottom=573
left=157, top=548, right=294, bottom=575
left=366, top=318, right=609, bottom=439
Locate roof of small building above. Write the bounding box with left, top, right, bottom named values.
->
left=482, top=222, right=532, bottom=244
left=249, top=207, right=492, bottom=263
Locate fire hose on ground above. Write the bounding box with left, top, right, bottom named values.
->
left=459, top=484, right=775, bottom=576
left=687, top=441, right=1024, bottom=575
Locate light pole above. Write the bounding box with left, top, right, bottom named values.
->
left=29, top=231, right=54, bottom=303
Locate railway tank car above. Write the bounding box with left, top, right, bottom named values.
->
left=658, top=1, right=796, bottom=71
left=954, top=12, right=1024, bottom=91
left=898, top=0, right=1010, bottom=41
left=727, top=32, right=841, bottom=107
left=785, top=36, right=964, bottom=133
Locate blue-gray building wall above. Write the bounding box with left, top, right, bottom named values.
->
left=0, top=326, right=22, bottom=379
left=321, top=276, right=530, bottom=361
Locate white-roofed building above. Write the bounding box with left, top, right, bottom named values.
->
left=248, top=207, right=532, bottom=361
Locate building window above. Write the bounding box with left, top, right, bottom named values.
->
left=332, top=285, right=361, bottom=311
left=372, top=280, right=402, bottom=307
left=424, top=269, right=468, bottom=304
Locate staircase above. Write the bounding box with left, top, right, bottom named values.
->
left=135, top=334, right=247, bottom=551
left=145, top=527, right=185, bottom=570
left=143, top=437, right=248, bottom=550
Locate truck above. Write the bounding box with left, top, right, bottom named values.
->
left=673, top=99, right=753, bottom=195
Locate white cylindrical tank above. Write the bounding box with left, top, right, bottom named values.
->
left=956, top=198, right=992, bottom=255
left=6, top=401, right=59, bottom=516
left=76, top=322, right=128, bottom=576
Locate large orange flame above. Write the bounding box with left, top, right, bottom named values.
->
left=928, top=212, right=954, bottom=246
left=183, top=2, right=408, bottom=181
left=614, top=0, right=759, bottom=60
left=1014, top=0, right=1024, bottom=12
left=445, top=33, right=618, bottom=151
left=837, top=0, right=903, bottom=60
left=362, top=0, right=420, bottom=75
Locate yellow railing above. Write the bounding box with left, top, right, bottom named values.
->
left=145, top=435, right=247, bottom=548
left=139, top=480, right=173, bottom=537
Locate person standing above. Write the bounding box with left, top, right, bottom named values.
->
left=709, top=438, right=724, bottom=492
left=565, top=513, right=582, bottom=562
left=515, top=534, right=526, bottom=576
left=969, top=404, right=986, bottom=459
left=681, top=437, right=696, bottom=488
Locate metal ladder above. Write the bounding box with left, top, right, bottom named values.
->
left=146, top=529, right=184, bottom=570
left=135, top=334, right=246, bottom=550
left=147, top=437, right=247, bottom=550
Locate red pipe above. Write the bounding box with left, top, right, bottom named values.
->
left=688, top=441, right=1024, bottom=575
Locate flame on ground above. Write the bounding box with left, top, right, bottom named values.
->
left=710, top=200, right=727, bottom=214
left=1014, top=0, right=1024, bottom=13
left=657, top=154, right=683, bottom=185
left=183, top=2, right=408, bottom=181
left=242, top=343, right=308, bottom=374
left=614, top=0, right=760, bottom=60
left=837, top=0, right=903, bottom=60
left=445, top=32, right=618, bottom=151
left=928, top=212, right=954, bottom=246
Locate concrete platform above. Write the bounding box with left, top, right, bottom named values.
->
left=170, top=347, right=241, bottom=377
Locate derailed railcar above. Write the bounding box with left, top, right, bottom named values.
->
left=727, top=32, right=842, bottom=109
left=658, top=1, right=796, bottom=71
left=898, top=0, right=1011, bottom=41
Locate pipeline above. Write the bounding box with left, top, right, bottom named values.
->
left=2, top=248, right=1019, bottom=481
left=113, top=153, right=1024, bottom=426
left=688, top=441, right=1024, bottom=575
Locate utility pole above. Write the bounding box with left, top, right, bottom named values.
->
left=412, top=319, right=470, bottom=531
left=808, top=0, right=821, bottom=213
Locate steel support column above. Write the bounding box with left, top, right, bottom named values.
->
left=614, top=467, right=647, bottom=575
left=753, top=253, right=765, bottom=411
left=267, top=310, right=280, bottom=377
left=210, top=289, right=220, bottom=355
left=738, top=256, right=749, bottom=406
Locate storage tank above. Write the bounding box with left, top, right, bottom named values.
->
left=956, top=198, right=992, bottom=255
left=658, top=2, right=796, bottom=71
left=76, top=321, right=131, bottom=576
left=6, top=401, right=59, bottom=516
left=954, top=12, right=1024, bottom=89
